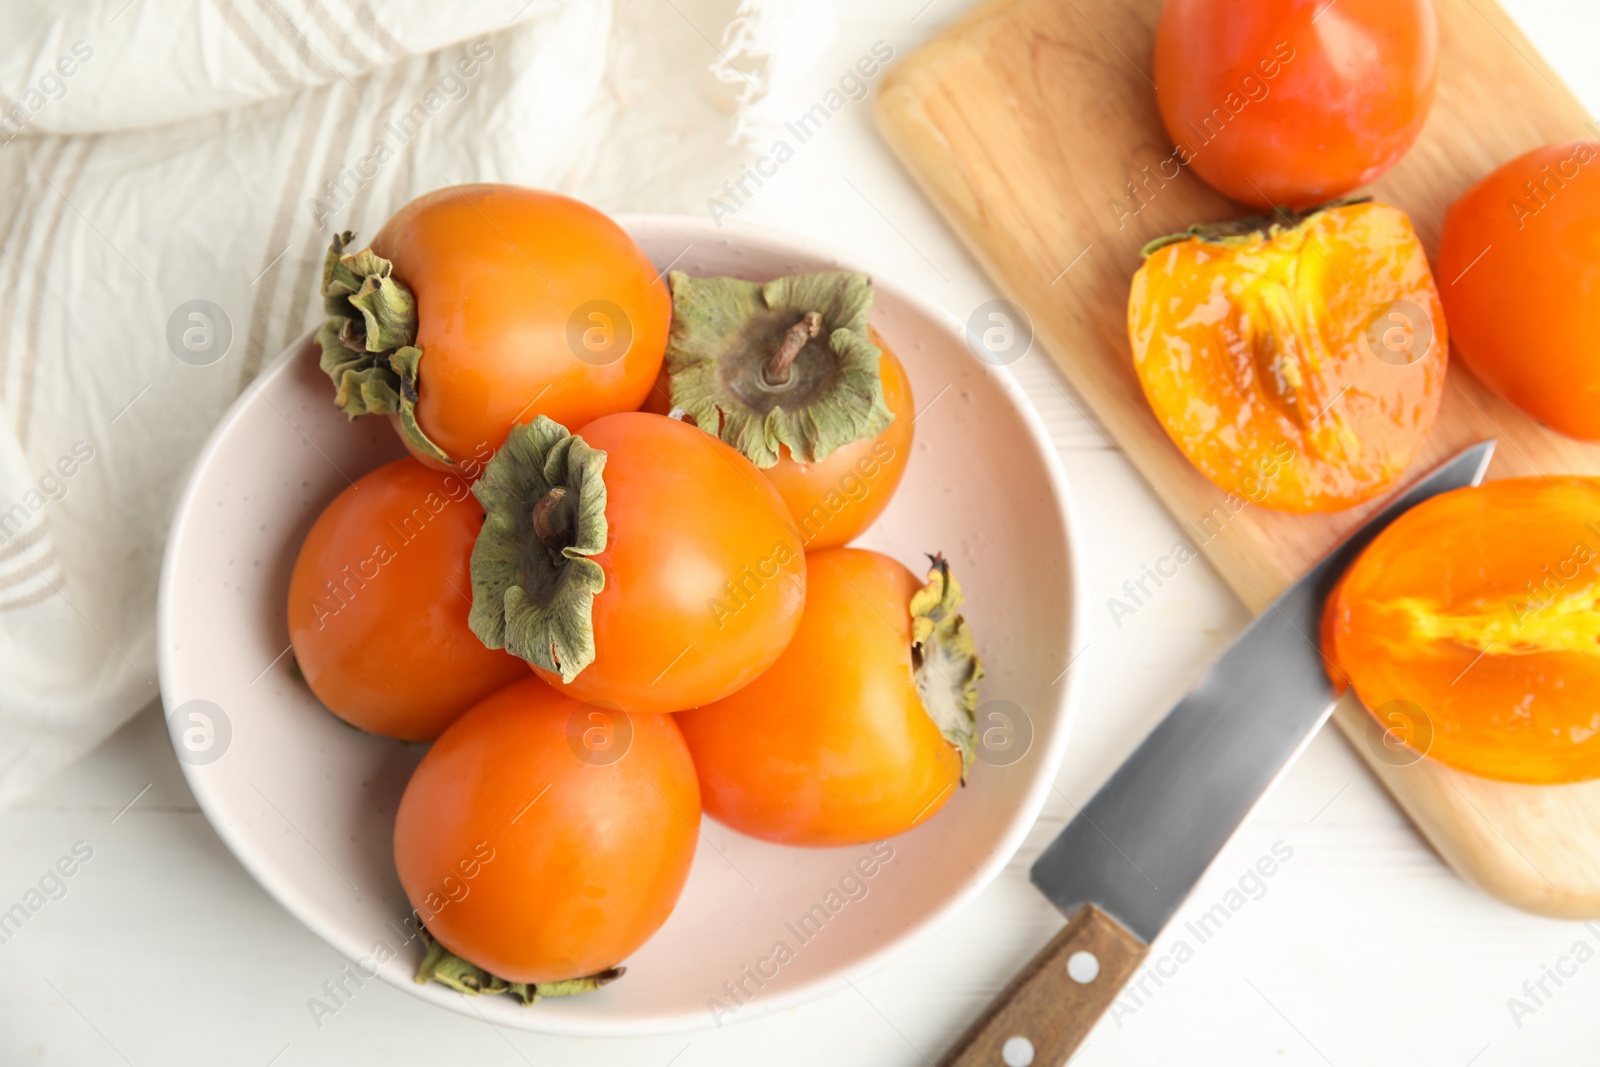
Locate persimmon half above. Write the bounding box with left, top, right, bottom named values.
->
left=469, top=412, right=805, bottom=714
left=647, top=272, right=912, bottom=548
left=1155, top=0, right=1438, bottom=209
left=1323, top=477, right=1600, bottom=784
left=676, top=548, right=982, bottom=847
left=1439, top=141, right=1600, bottom=440
left=316, top=185, right=670, bottom=470
left=286, top=458, right=528, bottom=741
left=394, top=677, right=699, bottom=987
left=1129, top=199, right=1447, bottom=513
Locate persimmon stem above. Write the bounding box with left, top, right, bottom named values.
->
left=532, top=486, right=569, bottom=555
left=765, top=311, right=822, bottom=386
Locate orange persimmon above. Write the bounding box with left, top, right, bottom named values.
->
left=468, top=412, right=805, bottom=715
left=645, top=324, right=913, bottom=549
left=1128, top=199, right=1447, bottom=512
left=287, top=458, right=528, bottom=741
left=1439, top=141, right=1600, bottom=440
left=647, top=272, right=912, bottom=548
left=394, top=677, right=699, bottom=985
left=316, top=185, right=670, bottom=470
left=677, top=549, right=981, bottom=847
left=1323, top=477, right=1600, bottom=784
left=1154, top=0, right=1438, bottom=209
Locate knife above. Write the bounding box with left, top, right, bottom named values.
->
left=943, top=440, right=1496, bottom=1067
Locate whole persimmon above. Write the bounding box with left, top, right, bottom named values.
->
left=287, top=458, right=528, bottom=741
left=1439, top=142, right=1600, bottom=440
left=645, top=272, right=912, bottom=548
left=394, top=677, right=699, bottom=987
left=676, top=549, right=982, bottom=847
left=316, top=185, right=669, bottom=470
left=1155, top=0, right=1438, bottom=208
left=469, top=412, right=805, bottom=714
left=1323, top=477, right=1600, bottom=784
left=1129, top=199, right=1447, bottom=512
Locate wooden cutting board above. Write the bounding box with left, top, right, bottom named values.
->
left=877, top=0, right=1600, bottom=918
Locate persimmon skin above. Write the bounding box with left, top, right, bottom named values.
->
left=1324, top=477, right=1600, bottom=784
left=370, top=185, right=670, bottom=468
left=676, top=548, right=963, bottom=847
left=393, top=678, right=699, bottom=983
left=1155, top=0, right=1438, bottom=209
left=645, top=328, right=914, bottom=549
left=287, top=458, right=528, bottom=741
left=1129, top=201, right=1447, bottom=512
left=534, top=412, right=806, bottom=715
left=1439, top=142, right=1600, bottom=440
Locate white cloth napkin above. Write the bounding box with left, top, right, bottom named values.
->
left=0, top=0, right=835, bottom=809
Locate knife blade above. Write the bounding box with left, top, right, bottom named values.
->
left=942, top=440, right=1496, bottom=1067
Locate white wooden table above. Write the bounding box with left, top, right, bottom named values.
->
left=5, top=2, right=1600, bottom=1063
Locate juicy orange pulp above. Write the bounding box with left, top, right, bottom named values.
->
left=1129, top=201, right=1447, bottom=513
left=1324, top=477, right=1600, bottom=783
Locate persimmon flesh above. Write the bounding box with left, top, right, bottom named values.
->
left=1129, top=200, right=1447, bottom=512
left=1323, top=477, right=1600, bottom=784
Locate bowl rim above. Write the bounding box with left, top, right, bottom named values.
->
left=155, top=211, right=1088, bottom=1036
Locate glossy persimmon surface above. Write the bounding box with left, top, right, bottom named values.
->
left=393, top=677, right=699, bottom=982
left=1439, top=141, right=1600, bottom=440
left=287, top=458, right=527, bottom=741
left=676, top=549, right=962, bottom=847
left=1324, top=477, right=1600, bottom=783
left=1129, top=201, right=1447, bottom=512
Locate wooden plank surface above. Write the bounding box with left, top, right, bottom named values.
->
left=876, top=0, right=1600, bottom=917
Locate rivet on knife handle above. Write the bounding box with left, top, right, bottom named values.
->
left=940, top=904, right=1147, bottom=1067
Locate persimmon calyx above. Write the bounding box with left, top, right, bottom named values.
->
left=910, top=554, right=984, bottom=779
left=469, top=416, right=609, bottom=682
left=315, top=231, right=450, bottom=465
left=663, top=270, right=894, bottom=467
left=1138, top=196, right=1373, bottom=257
left=415, top=927, right=624, bottom=1006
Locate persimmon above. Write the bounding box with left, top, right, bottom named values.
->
left=1323, top=477, right=1600, bottom=784
left=1129, top=199, right=1447, bottom=512
left=286, top=458, right=528, bottom=741
left=1154, top=0, right=1438, bottom=209
left=1439, top=142, right=1600, bottom=440
left=676, top=549, right=982, bottom=847
left=394, top=677, right=699, bottom=987
left=646, top=272, right=912, bottom=548
left=316, top=185, right=669, bottom=470
left=469, top=412, right=805, bottom=714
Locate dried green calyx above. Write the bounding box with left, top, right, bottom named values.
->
left=468, top=416, right=608, bottom=682
left=415, top=927, right=623, bottom=1006
left=910, top=554, right=984, bottom=780
left=1139, top=196, right=1373, bottom=257
left=664, top=270, right=894, bottom=467
left=316, top=231, right=450, bottom=465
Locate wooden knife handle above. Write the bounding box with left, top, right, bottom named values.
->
left=941, top=905, right=1148, bottom=1067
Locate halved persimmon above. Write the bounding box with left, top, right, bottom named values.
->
left=1323, top=477, right=1600, bottom=784
left=1129, top=199, right=1447, bottom=512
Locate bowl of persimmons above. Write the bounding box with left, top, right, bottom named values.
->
left=156, top=187, right=1080, bottom=1033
